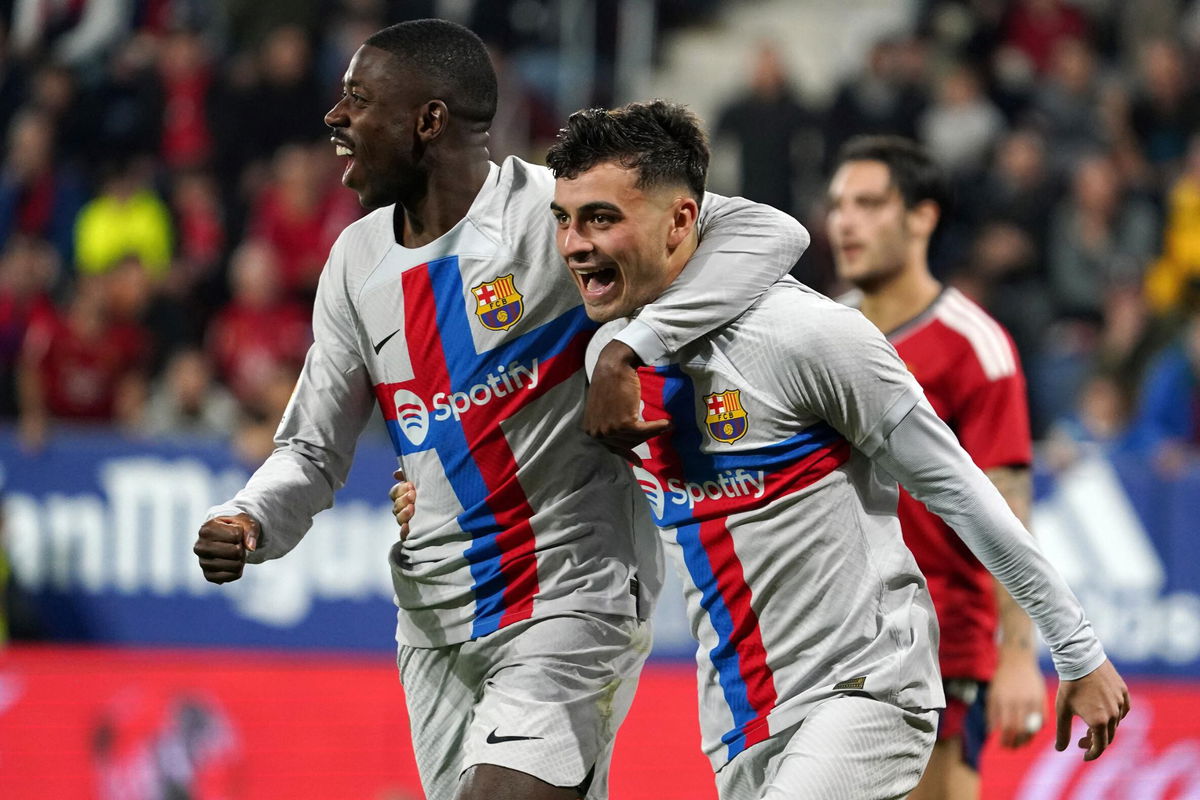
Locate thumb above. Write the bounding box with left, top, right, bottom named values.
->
left=640, top=418, right=673, bottom=435
left=244, top=519, right=260, bottom=552
left=1054, top=695, right=1072, bottom=752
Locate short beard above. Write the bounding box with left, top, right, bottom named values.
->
left=846, top=261, right=904, bottom=295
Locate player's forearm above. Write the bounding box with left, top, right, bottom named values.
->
left=875, top=400, right=1106, bottom=680
left=985, top=466, right=1039, bottom=658
left=615, top=194, right=808, bottom=362
left=211, top=344, right=376, bottom=562
left=995, top=577, right=1037, bottom=658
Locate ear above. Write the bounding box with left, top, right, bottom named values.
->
left=908, top=199, right=940, bottom=240
left=666, top=196, right=700, bottom=248
left=415, top=100, right=449, bottom=143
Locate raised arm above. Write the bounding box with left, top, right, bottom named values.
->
left=587, top=196, right=808, bottom=454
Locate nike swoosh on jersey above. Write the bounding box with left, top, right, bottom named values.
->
left=373, top=328, right=401, bottom=354
left=486, top=728, right=544, bottom=744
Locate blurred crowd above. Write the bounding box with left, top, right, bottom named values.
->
left=1, top=0, right=1198, bottom=474
left=717, top=0, right=1200, bottom=474
left=0, top=0, right=635, bottom=463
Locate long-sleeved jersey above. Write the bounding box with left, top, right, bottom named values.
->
left=888, top=287, right=1033, bottom=682
left=590, top=279, right=1104, bottom=770
left=209, top=156, right=809, bottom=648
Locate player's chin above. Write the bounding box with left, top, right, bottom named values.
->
left=582, top=299, right=626, bottom=324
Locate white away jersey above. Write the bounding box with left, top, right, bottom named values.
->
left=214, top=156, right=808, bottom=648
left=590, top=279, right=944, bottom=770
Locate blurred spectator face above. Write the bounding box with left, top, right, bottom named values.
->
left=158, top=30, right=208, bottom=80
left=827, top=160, right=911, bottom=289
left=273, top=143, right=324, bottom=207
left=1073, top=155, right=1120, bottom=215
left=0, top=237, right=59, bottom=296
left=1050, top=38, right=1095, bottom=94
left=110, top=33, right=158, bottom=82
left=261, top=26, right=311, bottom=85
left=67, top=276, right=110, bottom=339
left=937, top=64, right=981, bottom=108
left=972, top=222, right=1035, bottom=279
left=229, top=241, right=282, bottom=308
left=106, top=256, right=154, bottom=320
left=751, top=45, right=787, bottom=96
left=1139, top=39, right=1186, bottom=103
left=166, top=349, right=213, bottom=410
left=866, top=40, right=900, bottom=81
left=1102, top=283, right=1148, bottom=357
left=31, top=65, right=75, bottom=116
left=894, top=36, right=929, bottom=86
left=996, top=129, right=1047, bottom=187
left=258, top=363, right=299, bottom=417
left=1077, top=373, right=1127, bottom=439
left=4, top=109, right=54, bottom=178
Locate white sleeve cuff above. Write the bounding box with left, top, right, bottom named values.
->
left=611, top=318, right=669, bottom=364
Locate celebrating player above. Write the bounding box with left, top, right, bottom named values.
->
left=545, top=100, right=1128, bottom=799
left=191, top=19, right=806, bottom=800
left=828, top=135, right=1045, bottom=799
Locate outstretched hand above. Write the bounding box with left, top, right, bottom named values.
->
left=1054, top=659, right=1130, bottom=761
left=193, top=513, right=260, bottom=584
left=585, top=340, right=670, bottom=463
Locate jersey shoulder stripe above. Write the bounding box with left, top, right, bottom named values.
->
left=933, top=289, right=1016, bottom=380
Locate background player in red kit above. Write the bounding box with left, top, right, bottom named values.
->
left=828, top=135, right=1047, bottom=800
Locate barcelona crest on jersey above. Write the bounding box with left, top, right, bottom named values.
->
left=471, top=274, right=524, bottom=331
left=703, top=389, right=748, bottom=444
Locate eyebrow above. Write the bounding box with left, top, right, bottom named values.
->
left=548, top=200, right=623, bottom=215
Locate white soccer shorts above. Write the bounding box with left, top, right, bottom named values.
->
left=714, top=694, right=938, bottom=800
left=397, top=611, right=651, bottom=800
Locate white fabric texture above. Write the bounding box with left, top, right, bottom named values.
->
left=874, top=398, right=1107, bottom=680
left=397, top=612, right=651, bottom=800
left=715, top=694, right=937, bottom=800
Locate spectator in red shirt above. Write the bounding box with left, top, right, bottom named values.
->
left=1002, top=0, right=1088, bottom=75
left=0, top=236, right=58, bottom=418
left=17, top=273, right=148, bottom=448
left=157, top=28, right=214, bottom=170
left=206, top=239, right=310, bottom=409
left=0, top=107, right=87, bottom=266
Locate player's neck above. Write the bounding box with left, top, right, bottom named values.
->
left=665, top=231, right=699, bottom=284
left=395, top=144, right=491, bottom=248
left=858, top=263, right=942, bottom=336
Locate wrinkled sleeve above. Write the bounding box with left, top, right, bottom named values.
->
left=614, top=194, right=808, bottom=362
left=874, top=398, right=1107, bottom=680
left=206, top=249, right=377, bottom=563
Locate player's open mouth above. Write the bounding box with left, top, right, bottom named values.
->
left=575, top=266, right=618, bottom=298
left=332, top=139, right=356, bottom=182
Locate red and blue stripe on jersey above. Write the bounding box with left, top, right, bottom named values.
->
left=373, top=256, right=595, bottom=639
left=639, top=365, right=851, bottom=760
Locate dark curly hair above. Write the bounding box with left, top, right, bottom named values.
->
left=546, top=100, right=709, bottom=206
